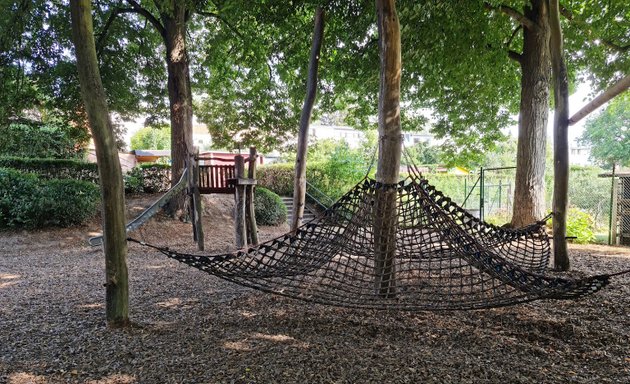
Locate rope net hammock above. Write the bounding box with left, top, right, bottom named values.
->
left=128, top=165, right=618, bottom=311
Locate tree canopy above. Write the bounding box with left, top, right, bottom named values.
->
left=579, top=93, right=630, bottom=167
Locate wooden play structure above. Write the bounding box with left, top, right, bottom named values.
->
left=189, top=147, right=259, bottom=251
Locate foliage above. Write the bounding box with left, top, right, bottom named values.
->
left=257, top=163, right=296, bottom=196
left=130, top=125, right=171, bottom=150
left=401, top=140, right=443, bottom=166
left=124, top=163, right=171, bottom=194
left=0, top=120, right=89, bottom=159
left=564, top=207, right=597, bottom=244
left=579, top=94, right=630, bottom=167
left=254, top=187, right=287, bottom=226
left=0, top=167, right=100, bottom=228
left=0, top=156, right=99, bottom=183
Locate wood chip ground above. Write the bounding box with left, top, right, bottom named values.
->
left=1, top=195, right=629, bottom=383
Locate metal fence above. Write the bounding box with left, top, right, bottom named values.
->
left=433, top=166, right=624, bottom=245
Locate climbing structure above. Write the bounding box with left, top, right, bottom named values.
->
left=131, top=167, right=613, bottom=311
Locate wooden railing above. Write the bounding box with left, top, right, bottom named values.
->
left=198, top=164, right=235, bottom=194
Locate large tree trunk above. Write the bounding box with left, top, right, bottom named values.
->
left=162, top=6, right=193, bottom=217
left=374, top=0, right=402, bottom=298
left=550, top=0, right=570, bottom=270
left=291, top=7, right=325, bottom=232
left=70, top=0, right=129, bottom=328
left=511, top=0, right=550, bottom=228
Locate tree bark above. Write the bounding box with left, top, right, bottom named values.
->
left=70, top=0, right=129, bottom=328
left=511, top=0, right=550, bottom=228
left=549, top=0, right=570, bottom=271
left=162, top=5, right=193, bottom=217
left=374, top=0, right=401, bottom=298
left=291, top=8, right=325, bottom=232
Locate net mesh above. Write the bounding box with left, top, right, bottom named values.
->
left=131, top=167, right=613, bottom=311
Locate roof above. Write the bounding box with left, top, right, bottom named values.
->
left=133, top=149, right=171, bottom=157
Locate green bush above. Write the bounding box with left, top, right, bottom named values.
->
left=124, top=163, right=171, bottom=193
left=0, top=121, right=88, bottom=159
left=254, top=187, right=287, bottom=226
left=0, top=156, right=99, bottom=183
left=565, top=207, right=596, bottom=244
left=0, top=168, right=100, bottom=228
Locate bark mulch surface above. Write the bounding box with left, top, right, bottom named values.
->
left=1, top=194, right=629, bottom=383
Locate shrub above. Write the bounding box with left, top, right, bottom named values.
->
left=0, top=156, right=99, bottom=183
left=254, top=187, right=287, bottom=226
left=257, top=164, right=295, bottom=196
left=0, top=168, right=100, bottom=228
left=0, top=121, right=88, bottom=159
left=565, top=207, right=596, bottom=244
left=124, top=163, right=171, bottom=193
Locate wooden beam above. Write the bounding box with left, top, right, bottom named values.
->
left=568, top=74, right=630, bottom=125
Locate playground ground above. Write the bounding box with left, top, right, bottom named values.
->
left=1, top=194, right=629, bottom=384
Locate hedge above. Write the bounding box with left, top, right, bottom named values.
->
left=254, top=187, right=287, bottom=226
left=124, top=163, right=171, bottom=193
left=0, top=156, right=99, bottom=183
left=0, top=168, right=100, bottom=228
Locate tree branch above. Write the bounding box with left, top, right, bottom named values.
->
left=505, top=25, right=522, bottom=48
left=125, top=0, right=165, bottom=38
left=96, top=7, right=135, bottom=55
left=508, top=50, right=523, bottom=63
left=196, top=11, right=244, bottom=40
left=484, top=2, right=535, bottom=30
left=568, top=74, right=630, bottom=125
left=560, top=4, right=629, bottom=53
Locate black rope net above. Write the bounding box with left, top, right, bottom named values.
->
left=132, top=168, right=613, bottom=311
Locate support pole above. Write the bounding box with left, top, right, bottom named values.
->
left=245, top=147, right=259, bottom=245
left=479, top=167, right=485, bottom=221
left=234, top=155, right=246, bottom=248
left=374, top=0, right=401, bottom=298
left=190, top=149, right=204, bottom=251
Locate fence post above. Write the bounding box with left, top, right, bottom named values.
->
left=609, top=163, right=617, bottom=245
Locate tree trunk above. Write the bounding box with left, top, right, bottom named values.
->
left=291, top=8, right=325, bottom=232
left=162, top=6, right=193, bottom=217
left=374, top=0, right=401, bottom=298
left=511, top=0, right=550, bottom=228
left=549, top=0, right=570, bottom=271
left=70, top=0, right=129, bottom=328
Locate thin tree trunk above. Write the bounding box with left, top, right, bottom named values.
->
left=291, top=8, right=325, bottom=232
left=549, top=0, right=570, bottom=271
left=374, top=0, right=401, bottom=298
left=163, top=6, right=193, bottom=218
left=70, top=0, right=129, bottom=328
left=511, top=0, right=550, bottom=228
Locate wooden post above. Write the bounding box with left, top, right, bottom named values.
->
left=190, top=149, right=204, bottom=251
left=291, top=7, right=325, bottom=232
left=550, top=0, right=570, bottom=271
left=234, top=155, right=247, bottom=248
left=245, top=147, right=259, bottom=245
left=374, top=0, right=402, bottom=298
